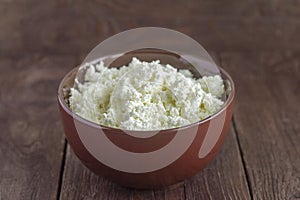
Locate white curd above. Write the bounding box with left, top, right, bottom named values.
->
left=69, top=58, right=224, bottom=130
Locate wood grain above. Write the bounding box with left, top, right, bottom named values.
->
left=220, top=52, right=300, bottom=200
left=184, top=126, right=251, bottom=200
left=0, top=55, right=77, bottom=200
left=59, top=126, right=250, bottom=200
left=59, top=146, right=133, bottom=200
left=2, top=0, right=300, bottom=56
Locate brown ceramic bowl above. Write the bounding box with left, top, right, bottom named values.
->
left=57, top=50, right=235, bottom=189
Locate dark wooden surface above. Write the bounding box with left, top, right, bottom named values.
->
left=1, top=1, right=299, bottom=200
left=221, top=52, right=300, bottom=200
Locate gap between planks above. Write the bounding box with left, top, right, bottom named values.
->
left=56, top=139, right=68, bottom=200
left=218, top=52, right=253, bottom=200
left=56, top=54, right=82, bottom=200
left=232, top=116, right=253, bottom=200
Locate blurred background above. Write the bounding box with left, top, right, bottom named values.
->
left=1, top=0, right=299, bottom=57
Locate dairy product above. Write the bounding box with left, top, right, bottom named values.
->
left=69, top=57, right=224, bottom=130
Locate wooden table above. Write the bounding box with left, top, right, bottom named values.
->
left=0, top=1, right=299, bottom=199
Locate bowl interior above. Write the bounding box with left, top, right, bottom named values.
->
left=58, top=48, right=234, bottom=129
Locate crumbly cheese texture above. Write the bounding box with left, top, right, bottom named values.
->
left=69, top=58, right=225, bottom=130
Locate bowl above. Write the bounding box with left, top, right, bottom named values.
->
left=57, top=50, right=235, bottom=189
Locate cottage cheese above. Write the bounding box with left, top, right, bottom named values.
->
left=69, top=58, right=224, bottom=130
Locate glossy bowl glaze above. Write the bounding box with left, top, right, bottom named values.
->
left=57, top=51, right=235, bottom=189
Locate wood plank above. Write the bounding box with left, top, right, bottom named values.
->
left=59, top=126, right=250, bottom=199
left=220, top=52, right=300, bottom=200
left=2, top=0, right=300, bottom=56
left=152, top=183, right=185, bottom=200
left=0, top=55, right=78, bottom=200
left=59, top=146, right=133, bottom=200
left=256, top=0, right=300, bottom=17
left=184, top=126, right=251, bottom=200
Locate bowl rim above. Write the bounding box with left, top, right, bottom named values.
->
left=58, top=64, right=235, bottom=133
